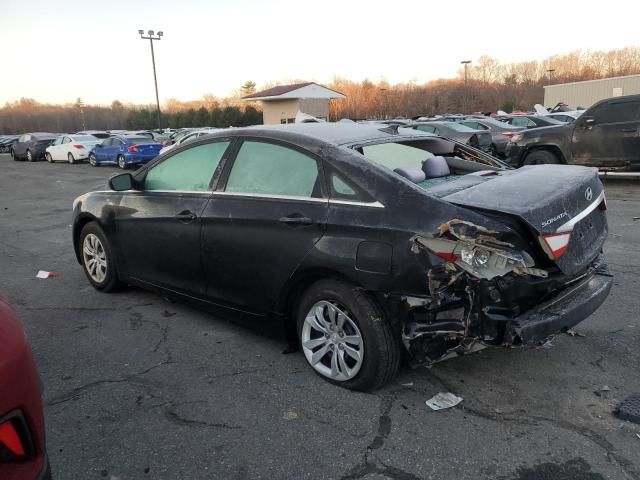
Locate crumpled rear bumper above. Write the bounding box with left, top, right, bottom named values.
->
left=507, top=266, right=612, bottom=344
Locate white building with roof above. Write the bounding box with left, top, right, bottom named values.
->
left=242, top=82, right=345, bottom=125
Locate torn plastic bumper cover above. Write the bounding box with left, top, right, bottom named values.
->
left=401, top=219, right=612, bottom=363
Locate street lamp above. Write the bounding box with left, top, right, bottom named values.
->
left=546, top=68, right=555, bottom=85
left=138, top=29, right=164, bottom=131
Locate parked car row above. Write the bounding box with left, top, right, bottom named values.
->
left=4, top=128, right=221, bottom=169
left=0, top=135, right=19, bottom=153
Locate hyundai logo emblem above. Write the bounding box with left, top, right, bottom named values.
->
left=585, top=187, right=593, bottom=201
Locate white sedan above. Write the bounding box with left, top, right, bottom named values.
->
left=45, top=135, right=101, bottom=163
left=159, top=128, right=220, bottom=155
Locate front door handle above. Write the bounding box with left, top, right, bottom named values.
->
left=279, top=214, right=313, bottom=226
left=176, top=210, right=197, bottom=223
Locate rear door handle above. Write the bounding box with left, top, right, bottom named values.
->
left=176, top=210, right=197, bottom=223
left=279, top=214, right=313, bottom=226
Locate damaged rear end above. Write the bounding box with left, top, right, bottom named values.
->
left=403, top=165, right=613, bottom=363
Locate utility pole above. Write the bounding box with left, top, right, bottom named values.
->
left=138, top=29, right=164, bottom=131
left=461, top=60, right=472, bottom=113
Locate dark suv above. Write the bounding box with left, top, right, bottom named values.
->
left=506, top=94, right=640, bottom=169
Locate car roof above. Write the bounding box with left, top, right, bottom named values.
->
left=239, top=122, right=434, bottom=146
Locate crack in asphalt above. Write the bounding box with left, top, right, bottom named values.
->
left=164, top=403, right=241, bottom=430
left=340, top=389, right=422, bottom=480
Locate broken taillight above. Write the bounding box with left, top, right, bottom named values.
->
left=539, top=232, right=571, bottom=260
left=0, top=418, right=27, bottom=461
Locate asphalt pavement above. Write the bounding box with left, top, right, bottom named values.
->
left=1, top=154, right=639, bottom=480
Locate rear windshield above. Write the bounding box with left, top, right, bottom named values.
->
left=446, top=123, right=477, bottom=132
left=72, top=135, right=98, bottom=142
left=126, top=137, right=156, bottom=144
left=473, top=117, right=511, bottom=128
left=361, top=142, right=434, bottom=171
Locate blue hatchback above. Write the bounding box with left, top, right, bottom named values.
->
left=88, top=135, right=162, bottom=169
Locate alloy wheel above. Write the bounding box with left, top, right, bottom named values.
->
left=26, top=150, right=32, bottom=161
left=68, top=152, right=75, bottom=164
left=301, top=301, right=364, bottom=381
left=117, top=155, right=126, bottom=169
left=46, top=153, right=53, bottom=163
left=89, top=154, right=97, bottom=166
left=82, top=233, right=107, bottom=283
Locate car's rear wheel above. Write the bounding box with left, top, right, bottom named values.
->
left=524, top=149, right=560, bottom=165
left=11, top=149, right=18, bottom=161
left=68, top=152, right=75, bottom=164
left=89, top=153, right=98, bottom=166
left=79, top=222, right=121, bottom=292
left=297, top=279, right=400, bottom=391
left=45, top=152, right=53, bottom=163
left=26, top=149, right=33, bottom=162
left=117, top=155, right=127, bottom=169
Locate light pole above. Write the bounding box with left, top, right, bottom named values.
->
left=546, top=68, right=555, bottom=85
left=461, top=60, right=472, bottom=112
left=138, top=29, right=163, bottom=131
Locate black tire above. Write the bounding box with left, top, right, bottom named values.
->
left=490, top=144, right=498, bottom=156
left=26, top=149, right=34, bottom=162
left=296, top=279, right=400, bottom=391
left=45, top=152, right=53, bottom=163
left=68, top=152, right=75, bottom=164
left=79, top=222, right=121, bottom=292
left=117, top=155, right=127, bottom=169
left=89, top=153, right=98, bottom=166
left=11, top=149, right=18, bottom=161
left=523, top=149, right=560, bottom=165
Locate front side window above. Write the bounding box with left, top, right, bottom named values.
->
left=599, top=101, right=640, bottom=124
left=225, top=141, right=320, bottom=197
left=62, top=137, right=72, bottom=144
left=144, top=141, right=230, bottom=191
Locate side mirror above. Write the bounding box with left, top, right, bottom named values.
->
left=108, top=173, right=134, bottom=191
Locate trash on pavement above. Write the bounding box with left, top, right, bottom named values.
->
left=36, top=270, right=57, bottom=279
left=425, top=392, right=463, bottom=411
left=566, top=329, right=586, bottom=337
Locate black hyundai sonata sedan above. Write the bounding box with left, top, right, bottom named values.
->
left=72, top=123, right=612, bottom=391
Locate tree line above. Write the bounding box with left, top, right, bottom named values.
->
left=2, top=46, right=639, bottom=134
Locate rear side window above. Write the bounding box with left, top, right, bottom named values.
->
left=361, top=142, right=434, bottom=171
left=598, top=101, right=640, bottom=124
left=144, top=141, right=230, bottom=191
left=416, top=125, right=436, bottom=134
left=225, top=141, right=320, bottom=197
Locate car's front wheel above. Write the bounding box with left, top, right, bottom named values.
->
left=79, top=222, right=121, bottom=292
left=89, top=153, right=98, bottom=166
left=26, top=149, right=33, bottom=162
left=117, top=155, right=127, bottom=169
left=45, top=152, right=53, bottom=163
left=297, top=279, right=400, bottom=391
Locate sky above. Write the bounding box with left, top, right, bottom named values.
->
left=1, top=0, right=639, bottom=106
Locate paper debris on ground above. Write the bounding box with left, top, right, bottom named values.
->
left=36, top=270, right=57, bottom=279
left=426, top=392, right=463, bottom=411
left=567, top=329, right=586, bottom=337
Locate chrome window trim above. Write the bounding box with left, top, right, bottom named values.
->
left=556, top=190, right=606, bottom=233
left=213, top=191, right=328, bottom=203
left=328, top=199, right=385, bottom=209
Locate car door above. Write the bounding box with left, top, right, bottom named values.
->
left=14, top=135, right=28, bottom=157
left=60, top=136, right=72, bottom=160
left=114, top=140, right=232, bottom=295
left=108, top=138, right=125, bottom=161
left=48, top=137, right=63, bottom=159
left=200, top=139, right=329, bottom=314
left=574, top=99, right=640, bottom=166
left=95, top=138, right=111, bottom=161
left=570, top=101, right=625, bottom=166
